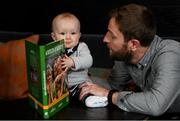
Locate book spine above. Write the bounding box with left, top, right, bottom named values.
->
left=39, top=46, right=48, bottom=105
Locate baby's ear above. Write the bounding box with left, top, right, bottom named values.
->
left=78, top=32, right=81, bottom=40
left=51, top=32, right=56, bottom=41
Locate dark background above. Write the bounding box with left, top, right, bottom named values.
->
left=0, top=0, right=180, bottom=36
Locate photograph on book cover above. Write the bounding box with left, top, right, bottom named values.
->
left=46, top=54, right=68, bottom=104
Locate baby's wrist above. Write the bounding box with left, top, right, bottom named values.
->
left=69, top=57, right=75, bottom=68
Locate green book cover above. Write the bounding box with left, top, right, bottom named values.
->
left=25, top=40, right=69, bottom=119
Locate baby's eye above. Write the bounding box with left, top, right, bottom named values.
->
left=71, top=32, right=77, bottom=35
left=59, top=32, right=65, bottom=35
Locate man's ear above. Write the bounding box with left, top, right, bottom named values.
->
left=51, top=32, right=56, bottom=41
left=128, top=39, right=140, bottom=51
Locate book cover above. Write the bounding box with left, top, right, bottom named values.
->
left=25, top=40, right=69, bottom=119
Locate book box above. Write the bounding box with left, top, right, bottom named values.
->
left=25, top=40, right=69, bottom=119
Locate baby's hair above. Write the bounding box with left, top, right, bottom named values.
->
left=52, top=12, right=81, bottom=32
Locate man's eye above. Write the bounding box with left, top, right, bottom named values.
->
left=59, top=32, right=65, bottom=35
left=111, top=35, right=116, bottom=39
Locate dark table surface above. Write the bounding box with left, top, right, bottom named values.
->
left=0, top=98, right=148, bottom=120
left=1, top=98, right=180, bottom=120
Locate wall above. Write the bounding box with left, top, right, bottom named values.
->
left=0, top=0, right=179, bottom=36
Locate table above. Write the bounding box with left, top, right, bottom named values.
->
left=0, top=98, right=147, bottom=120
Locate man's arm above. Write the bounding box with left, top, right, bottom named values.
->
left=113, top=48, right=180, bottom=116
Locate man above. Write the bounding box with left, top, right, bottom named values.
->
left=79, top=3, right=180, bottom=116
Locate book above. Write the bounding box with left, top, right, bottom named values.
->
left=25, top=40, right=69, bottom=119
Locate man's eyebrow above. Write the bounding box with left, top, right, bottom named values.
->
left=107, top=28, right=112, bottom=34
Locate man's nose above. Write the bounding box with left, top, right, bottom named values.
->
left=103, top=35, right=109, bottom=43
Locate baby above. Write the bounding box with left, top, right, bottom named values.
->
left=51, top=12, right=108, bottom=107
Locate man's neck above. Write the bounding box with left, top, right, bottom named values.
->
left=131, top=46, right=149, bottom=64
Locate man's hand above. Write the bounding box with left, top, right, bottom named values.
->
left=79, top=82, right=109, bottom=100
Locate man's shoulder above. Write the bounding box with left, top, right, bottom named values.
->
left=153, top=37, right=180, bottom=61
left=160, top=38, right=180, bottom=51
left=153, top=35, right=180, bottom=52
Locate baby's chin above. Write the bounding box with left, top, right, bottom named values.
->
left=65, top=44, right=76, bottom=49
left=65, top=45, right=73, bottom=49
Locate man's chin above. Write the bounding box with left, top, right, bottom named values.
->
left=111, top=56, right=122, bottom=61
left=109, top=53, right=119, bottom=60
left=110, top=54, right=131, bottom=62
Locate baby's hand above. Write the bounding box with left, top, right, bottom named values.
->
left=61, top=55, right=75, bottom=70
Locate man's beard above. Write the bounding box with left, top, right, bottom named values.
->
left=110, top=44, right=132, bottom=62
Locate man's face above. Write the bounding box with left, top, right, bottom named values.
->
left=103, top=18, right=132, bottom=62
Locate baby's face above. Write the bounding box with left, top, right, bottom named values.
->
left=52, top=18, right=80, bottom=49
